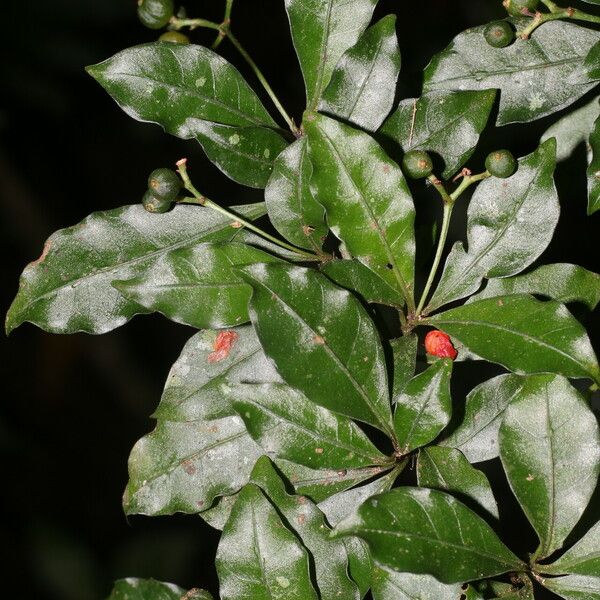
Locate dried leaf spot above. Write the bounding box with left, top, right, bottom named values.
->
left=297, top=496, right=307, bottom=505
left=313, top=335, right=326, bottom=345
left=526, top=474, right=535, bottom=481
left=29, top=241, right=52, bottom=267
left=302, top=224, right=315, bottom=236
left=276, top=577, right=290, bottom=588
left=230, top=220, right=243, bottom=228
left=296, top=514, right=306, bottom=525
left=382, top=164, right=391, bottom=174
left=208, top=330, right=239, bottom=363
left=315, top=447, right=324, bottom=454
left=208, top=425, right=219, bottom=433
left=182, top=460, right=197, bottom=475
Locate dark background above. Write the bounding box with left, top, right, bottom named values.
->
left=1, top=1, right=598, bottom=598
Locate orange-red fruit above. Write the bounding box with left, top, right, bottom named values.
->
left=425, top=330, right=458, bottom=360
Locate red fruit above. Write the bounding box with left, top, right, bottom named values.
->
left=424, top=330, right=457, bottom=360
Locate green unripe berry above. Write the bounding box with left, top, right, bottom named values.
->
left=402, top=150, right=434, bottom=179
left=485, top=149, right=517, bottom=178
left=142, top=190, right=172, bottom=213
left=137, top=0, right=174, bottom=30
left=148, top=168, right=182, bottom=202
left=503, top=0, right=539, bottom=17
left=484, top=21, right=515, bottom=48
left=159, top=31, right=190, bottom=44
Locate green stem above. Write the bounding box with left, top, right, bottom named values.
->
left=225, top=30, right=300, bottom=136
left=416, top=198, right=453, bottom=316
left=518, top=5, right=600, bottom=39
left=176, top=160, right=320, bottom=260
left=169, top=16, right=300, bottom=136
left=212, top=0, right=234, bottom=49
left=450, top=170, right=490, bottom=202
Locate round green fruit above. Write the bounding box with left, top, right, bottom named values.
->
left=137, top=0, right=174, bottom=30
left=159, top=31, right=190, bottom=44
left=485, top=150, right=517, bottom=178
left=142, top=190, right=172, bottom=214
left=484, top=21, right=515, bottom=48
left=504, top=0, right=539, bottom=17
left=402, top=150, right=434, bottom=179
left=148, top=168, right=182, bottom=202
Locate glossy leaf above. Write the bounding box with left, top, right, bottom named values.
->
left=285, top=0, right=377, bottom=109
left=429, top=295, right=600, bottom=383
left=250, top=456, right=360, bottom=600
left=393, top=359, right=453, bottom=453
left=318, top=467, right=399, bottom=527
left=305, top=114, right=415, bottom=307
left=232, top=383, right=389, bottom=469
left=470, top=263, right=600, bottom=311
left=589, top=113, right=600, bottom=215
left=584, top=40, right=600, bottom=80
left=417, top=446, right=499, bottom=519
left=320, top=15, right=401, bottom=132
left=499, top=374, right=600, bottom=559
left=541, top=95, right=599, bottom=162
left=199, top=493, right=239, bottom=531
left=124, top=414, right=263, bottom=515
left=427, top=140, right=558, bottom=311
left=344, top=537, right=372, bottom=599
left=113, top=242, right=282, bottom=330
left=390, top=334, right=418, bottom=398
left=188, top=120, right=289, bottom=188
left=239, top=263, right=394, bottom=434
left=321, top=259, right=403, bottom=307
left=6, top=203, right=265, bottom=335
left=277, top=459, right=393, bottom=503
left=545, top=520, right=600, bottom=576
left=441, top=374, right=524, bottom=463
left=107, top=578, right=212, bottom=600
left=371, top=565, right=462, bottom=600
left=153, top=325, right=281, bottom=423
left=382, top=90, right=496, bottom=179
left=334, top=487, right=522, bottom=583
left=423, top=21, right=600, bottom=125
left=216, top=484, right=319, bottom=600
left=264, top=137, right=327, bottom=252
left=87, top=43, right=276, bottom=135
left=542, top=574, right=600, bottom=600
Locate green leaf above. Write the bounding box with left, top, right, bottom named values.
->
left=545, top=520, right=600, bottom=576
left=277, top=459, right=393, bottom=503
left=423, top=21, right=600, bottom=125
left=239, top=263, right=394, bottom=435
left=427, top=140, right=558, bottom=312
left=381, top=90, right=496, bottom=179
left=417, top=446, right=499, bottom=519
left=318, top=467, right=399, bottom=526
left=334, top=487, right=522, bottom=583
left=320, top=15, right=401, bottom=132
left=198, top=493, right=239, bottom=531
left=541, top=95, right=600, bottom=162
left=113, top=242, right=282, bottom=330
left=6, top=203, right=265, bottom=335
left=232, top=383, right=389, bottom=469
left=393, top=359, right=453, bottom=453
left=188, top=121, right=289, bottom=189
left=344, top=537, right=373, bottom=599
left=469, top=263, right=600, bottom=311
left=305, top=114, right=415, bottom=307
left=106, top=578, right=213, bottom=600
left=285, top=0, right=377, bottom=110
left=542, top=574, right=600, bottom=600
left=216, top=483, right=319, bottom=600
left=584, top=40, right=600, bottom=80
left=440, top=374, right=524, bottom=463
left=249, top=456, right=361, bottom=600
left=124, top=415, right=263, bottom=516
left=264, top=137, right=327, bottom=252
left=153, top=325, right=281, bottom=423
left=428, top=295, right=600, bottom=383
left=86, top=43, right=276, bottom=135
left=371, top=565, right=462, bottom=600
left=321, top=259, right=403, bottom=307
left=588, top=113, right=600, bottom=215
left=499, top=374, right=600, bottom=560
left=390, top=335, right=418, bottom=398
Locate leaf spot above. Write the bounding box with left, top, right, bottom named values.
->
left=315, top=447, right=324, bottom=454
left=29, top=240, right=52, bottom=267
left=526, top=474, right=535, bottom=481
left=313, top=335, right=326, bottom=345
left=228, top=133, right=240, bottom=145
left=276, top=577, right=290, bottom=588
left=207, top=330, right=239, bottom=363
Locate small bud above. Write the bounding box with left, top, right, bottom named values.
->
left=503, top=0, right=540, bottom=17
left=159, top=31, right=190, bottom=44
left=148, top=168, right=183, bottom=202
left=142, top=190, right=172, bottom=214
left=485, top=149, right=517, bottom=178
left=137, top=0, right=174, bottom=30
left=425, top=330, right=458, bottom=360
left=484, top=21, right=515, bottom=48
